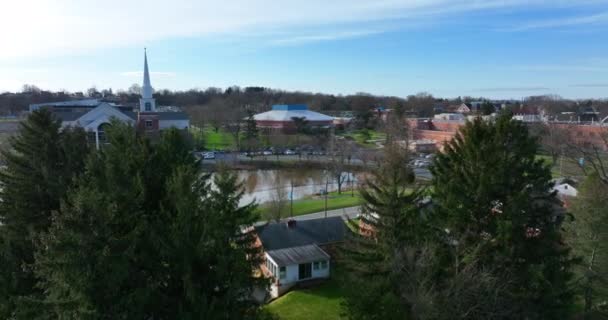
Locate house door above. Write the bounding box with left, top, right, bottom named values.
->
left=298, top=263, right=312, bottom=280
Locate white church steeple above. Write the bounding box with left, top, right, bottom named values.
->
left=140, top=48, right=156, bottom=112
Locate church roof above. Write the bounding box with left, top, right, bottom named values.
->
left=51, top=111, right=90, bottom=122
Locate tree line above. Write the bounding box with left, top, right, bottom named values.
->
left=3, top=85, right=606, bottom=122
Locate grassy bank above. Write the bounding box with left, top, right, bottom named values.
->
left=258, top=190, right=363, bottom=220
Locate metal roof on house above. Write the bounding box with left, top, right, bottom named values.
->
left=253, top=105, right=334, bottom=122
left=267, top=244, right=330, bottom=267
left=255, top=216, right=347, bottom=251
left=51, top=111, right=90, bottom=122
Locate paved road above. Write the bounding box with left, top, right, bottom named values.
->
left=255, top=205, right=361, bottom=226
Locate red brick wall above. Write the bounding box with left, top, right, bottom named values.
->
left=408, top=118, right=607, bottom=151
left=554, top=123, right=608, bottom=150
left=137, top=113, right=160, bottom=131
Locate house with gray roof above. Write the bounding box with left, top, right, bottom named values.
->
left=255, top=217, right=347, bottom=298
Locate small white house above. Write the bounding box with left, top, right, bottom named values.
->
left=552, top=183, right=578, bottom=198
left=255, top=216, right=347, bottom=299
left=264, top=244, right=330, bottom=298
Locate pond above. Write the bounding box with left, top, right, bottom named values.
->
left=213, top=169, right=362, bottom=206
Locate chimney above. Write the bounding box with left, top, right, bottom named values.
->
left=287, top=219, right=297, bottom=229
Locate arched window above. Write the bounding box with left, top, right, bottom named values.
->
left=145, top=102, right=152, bottom=111
left=98, top=123, right=110, bottom=143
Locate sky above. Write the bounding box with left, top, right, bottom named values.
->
left=1, top=0, right=608, bottom=99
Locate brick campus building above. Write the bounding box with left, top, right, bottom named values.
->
left=407, top=118, right=608, bottom=151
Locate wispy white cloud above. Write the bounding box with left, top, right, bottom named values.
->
left=120, top=71, right=176, bottom=77
left=1, top=0, right=602, bottom=59
left=569, top=83, right=608, bottom=88
left=502, top=11, right=608, bottom=31
left=475, top=86, right=550, bottom=92
left=514, top=64, right=608, bottom=72
left=269, top=30, right=386, bottom=46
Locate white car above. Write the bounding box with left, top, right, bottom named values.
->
left=263, top=150, right=273, bottom=156
left=284, top=149, right=296, bottom=155
left=202, top=151, right=215, bottom=160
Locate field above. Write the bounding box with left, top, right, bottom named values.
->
left=190, top=125, right=236, bottom=150
left=258, top=190, right=363, bottom=220
left=340, top=129, right=386, bottom=148
left=265, top=272, right=345, bottom=320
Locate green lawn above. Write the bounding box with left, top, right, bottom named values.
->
left=265, top=272, right=345, bottom=320
left=536, top=154, right=586, bottom=178
left=258, top=191, right=363, bottom=220
left=190, top=125, right=237, bottom=151
left=340, top=129, right=386, bottom=148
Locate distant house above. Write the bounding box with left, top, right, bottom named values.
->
left=255, top=217, right=347, bottom=298
left=434, top=113, right=465, bottom=121
left=455, top=103, right=471, bottom=114
left=552, top=178, right=579, bottom=198
left=553, top=183, right=578, bottom=198
left=512, top=106, right=544, bottom=123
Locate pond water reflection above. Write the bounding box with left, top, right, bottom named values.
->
left=214, top=169, right=361, bottom=206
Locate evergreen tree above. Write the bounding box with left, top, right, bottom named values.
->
left=0, top=109, right=89, bottom=318
left=567, top=174, right=608, bottom=317
left=34, top=122, right=268, bottom=319
left=341, top=145, right=424, bottom=319
left=430, top=115, right=576, bottom=318
left=341, top=146, right=516, bottom=320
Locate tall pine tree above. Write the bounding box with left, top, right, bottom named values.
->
left=341, top=145, right=425, bottom=319
left=0, top=109, right=89, bottom=318
left=430, top=115, right=576, bottom=319
left=34, top=122, right=268, bottom=319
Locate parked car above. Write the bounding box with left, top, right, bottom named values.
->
left=284, top=149, right=297, bottom=155
left=262, top=150, right=273, bottom=156
left=202, top=151, right=215, bottom=160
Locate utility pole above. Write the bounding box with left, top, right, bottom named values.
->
left=290, top=181, right=294, bottom=218
left=324, top=174, right=329, bottom=219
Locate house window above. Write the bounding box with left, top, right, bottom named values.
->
left=313, top=262, right=320, bottom=270
left=87, top=131, right=96, bottom=144
left=279, top=266, right=286, bottom=279
left=145, top=120, right=153, bottom=129
left=145, top=102, right=152, bottom=111
left=321, top=261, right=328, bottom=269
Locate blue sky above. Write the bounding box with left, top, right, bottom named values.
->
left=1, top=0, right=608, bottom=99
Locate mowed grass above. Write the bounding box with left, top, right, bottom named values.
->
left=340, top=129, right=386, bottom=148
left=190, top=126, right=236, bottom=151
left=258, top=191, right=363, bottom=219
left=536, top=154, right=586, bottom=178
left=265, top=272, right=345, bottom=320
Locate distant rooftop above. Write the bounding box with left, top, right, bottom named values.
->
left=272, top=104, right=308, bottom=111
left=29, top=99, right=109, bottom=111
left=254, top=104, right=334, bottom=122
